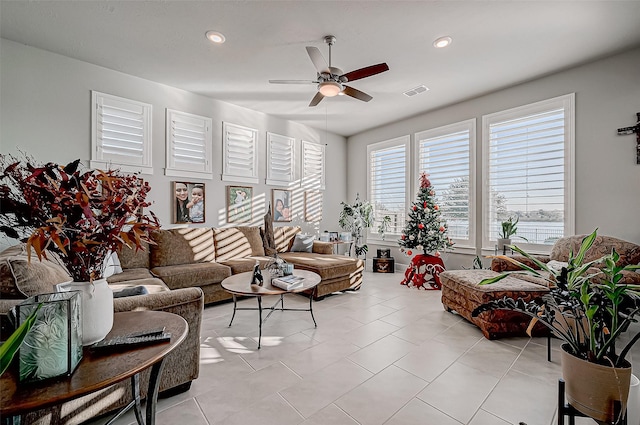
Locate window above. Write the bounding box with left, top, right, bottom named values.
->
left=165, top=109, right=212, bottom=179
left=222, top=122, right=258, bottom=184
left=367, top=136, right=410, bottom=240
left=416, top=119, right=476, bottom=248
left=91, top=91, right=152, bottom=174
left=266, top=133, right=295, bottom=185
left=301, top=141, right=325, bottom=190
left=482, top=93, right=575, bottom=251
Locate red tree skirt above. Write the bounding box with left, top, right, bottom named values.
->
left=400, top=254, right=446, bottom=290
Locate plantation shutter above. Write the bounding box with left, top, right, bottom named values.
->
left=483, top=94, right=574, bottom=248
left=266, top=133, right=295, bottom=185
left=301, top=141, right=325, bottom=190
left=416, top=119, right=475, bottom=245
left=367, top=136, right=410, bottom=237
left=222, top=122, right=258, bottom=184
left=91, top=91, right=152, bottom=174
left=165, top=109, right=212, bottom=179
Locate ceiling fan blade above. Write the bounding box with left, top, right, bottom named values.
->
left=342, top=86, right=373, bottom=102
left=269, top=79, right=317, bottom=84
left=341, top=63, right=389, bottom=82
left=309, top=91, right=325, bottom=107
left=306, top=46, right=330, bottom=74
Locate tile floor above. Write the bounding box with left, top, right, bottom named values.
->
left=100, top=271, right=626, bottom=425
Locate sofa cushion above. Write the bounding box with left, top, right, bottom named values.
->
left=213, top=227, right=265, bottom=261
left=151, top=228, right=215, bottom=267
left=118, top=241, right=150, bottom=269
left=151, top=262, right=231, bottom=290
left=274, top=226, right=301, bottom=253
left=106, top=267, right=155, bottom=284
left=0, top=245, right=71, bottom=298
left=218, top=256, right=274, bottom=274
left=278, top=252, right=363, bottom=280
left=550, top=235, right=640, bottom=267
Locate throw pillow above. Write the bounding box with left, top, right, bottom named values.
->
left=103, top=251, right=123, bottom=278
left=290, top=234, right=314, bottom=253
left=6, top=253, right=72, bottom=297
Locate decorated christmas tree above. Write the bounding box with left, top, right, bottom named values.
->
left=398, top=172, right=454, bottom=256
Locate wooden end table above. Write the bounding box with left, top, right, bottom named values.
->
left=0, top=310, right=188, bottom=425
left=221, top=269, right=321, bottom=349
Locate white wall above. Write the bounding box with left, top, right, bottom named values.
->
left=348, top=47, right=640, bottom=270
left=0, top=39, right=348, bottom=244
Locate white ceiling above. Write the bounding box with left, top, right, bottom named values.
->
left=2, top=1, right=640, bottom=137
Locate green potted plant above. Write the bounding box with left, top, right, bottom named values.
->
left=0, top=154, right=159, bottom=344
left=338, top=194, right=373, bottom=258
left=497, top=216, right=528, bottom=253
left=473, top=229, right=640, bottom=422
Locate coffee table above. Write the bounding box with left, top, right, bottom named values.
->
left=221, top=269, right=321, bottom=348
left=0, top=310, right=188, bottom=425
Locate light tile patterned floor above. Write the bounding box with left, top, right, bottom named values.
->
left=94, top=271, right=632, bottom=425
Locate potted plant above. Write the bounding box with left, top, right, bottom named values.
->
left=0, top=154, right=159, bottom=344
left=497, top=216, right=527, bottom=253
left=473, top=229, right=640, bottom=422
left=338, top=194, right=373, bottom=258
left=377, top=215, right=391, bottom=240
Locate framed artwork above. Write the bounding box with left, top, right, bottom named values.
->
left=329, top=232, right=339, bottom=242
left=272, top=189, right=292, bottom=222
left=173, top=181, right=205, bottom=224
left=304, top=191, right=323, bottom=222
left=227, top=186, right=252, bottom=223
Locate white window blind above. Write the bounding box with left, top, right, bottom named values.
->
left=91, top=91, right=152, bottom=174
left=482, top=94, right=575, bottom=250
left=165, top=109, right=212, bottom=179
left=222, top=122, right=258, bottom=184
left=301, top=141, right=325, bottom=190
left=367, top=136, right=410, bottom=239
left=416, top=119, right=475, bottom=247
left=266, top=133, right=295, bottom=185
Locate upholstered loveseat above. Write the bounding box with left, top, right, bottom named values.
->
left=440, top=234, right=640, bottom=339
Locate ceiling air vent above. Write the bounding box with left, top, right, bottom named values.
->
left=403, top=85, right=429, bottom=97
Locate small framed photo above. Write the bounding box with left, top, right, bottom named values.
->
left=173, top=181, right=205, bottom=224
left=304, top=191, right=323, bottom=222
left=329, top=232, right=339, bottom=242
left=227, top=186, right=252, bottom=223
left=272, top=189, right=292, bottom=222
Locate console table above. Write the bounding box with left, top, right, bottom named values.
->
left=0, top=311, right=188, bottom=425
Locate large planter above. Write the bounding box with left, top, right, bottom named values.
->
left=561, top=344, right=632, bottom=423
left=56, top=278, right=114, bottom=346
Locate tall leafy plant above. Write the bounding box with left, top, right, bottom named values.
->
left=339, top=194, right=373, bottom=258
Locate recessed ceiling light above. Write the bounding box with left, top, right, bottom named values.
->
left=205, top=31, right=226, bottom=44
left=433, top=36, right=452, bottom=48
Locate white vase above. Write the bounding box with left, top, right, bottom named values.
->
left=56, top=278, right=114, bottom=346
left=629, top=374, right=640, bottom=425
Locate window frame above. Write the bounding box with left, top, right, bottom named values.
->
left=164, top=109, right=213, bottom=179
left=415, top=119, right=476, bottom=251
left=221, top=122, right=259, bottom=184
left=481, top=93, right=575, bottom=253
left=266, top=132, right=296, bottom=186
left=90, top=90, right=153, bottom=175
left=366, top=135, right=411, bottom=244
left=301, top=140, right=325, bottom=190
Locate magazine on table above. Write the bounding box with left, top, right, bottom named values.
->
left=271, top=274, right=305, bottom=290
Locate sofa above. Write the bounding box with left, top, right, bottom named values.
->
left=440, top=234, right=640, bottom=339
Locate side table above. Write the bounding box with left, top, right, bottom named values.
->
left=1, top=310, right=188, bottom=425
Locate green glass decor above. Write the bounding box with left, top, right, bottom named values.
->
left=16, top=291, right=82, bottom=383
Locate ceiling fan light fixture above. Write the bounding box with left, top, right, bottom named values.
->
left=205, top=31, right=226, bottom=44
left=433, top=36, right=452, bottom=48
left=318, top=81, right=342, bottom=97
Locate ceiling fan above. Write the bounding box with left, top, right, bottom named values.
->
left=269, top=35, right=389, bottom=107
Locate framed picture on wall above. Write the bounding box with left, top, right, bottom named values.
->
left=227, top=186, right=252, bottom=223
left=173, top=181, right=205, bottom=224
left=304, top=191, right=323, bottom=222
left=272, top=189, right=292, bottom=222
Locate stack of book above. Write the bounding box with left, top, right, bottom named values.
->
left=271, top=275, right=305, bottom=290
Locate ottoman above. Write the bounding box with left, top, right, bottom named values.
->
left=439, top=269, right=549, bottom=339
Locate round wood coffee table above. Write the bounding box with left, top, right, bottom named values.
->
left=221, top=269, right=321, bottom=349
left=0, top=310, right=188, bottom=425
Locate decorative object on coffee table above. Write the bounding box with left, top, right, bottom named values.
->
left=16, top=291, right=82, bottom=382
left=0, top=154, right=159, bottom=345
left=398, top=172, right=453, bottom=289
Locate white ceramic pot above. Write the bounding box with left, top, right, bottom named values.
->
left=56, top=278, right=114, bottom=346
left=497, top=238, right=511, bottom=253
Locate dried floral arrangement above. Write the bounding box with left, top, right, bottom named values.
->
left=0, top=154, right=159, bottom=282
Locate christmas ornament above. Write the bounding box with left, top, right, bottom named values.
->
left=418, top=223, right=424, bottom=229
